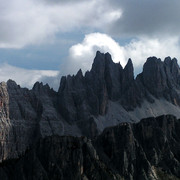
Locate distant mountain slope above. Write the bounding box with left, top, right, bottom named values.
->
left=1, top=51, right=180, bottom=161
left=0, top=115, right=180, bottom=180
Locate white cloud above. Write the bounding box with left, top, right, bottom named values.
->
left=0, top=0, right=121, bottom=48
left=64, top=33, right=126, bottom=75
left=1, top=0, right=180, bottom=49
left=64, top=33, right=180, bottom=75
left=124, top=37, right=180, bottom=73
left=0, top=63, right=59, bottom=88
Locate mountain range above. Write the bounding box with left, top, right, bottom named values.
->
left=0, top=51, right=180, bottom=179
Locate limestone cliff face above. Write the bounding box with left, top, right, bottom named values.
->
left=95, top=115, right=180, bottom=180
left=0, top=82, right=11, bottom=161
left=1, top=52, right=180, bottom=162
left=140, top=56, right=180, bottom=104
left=0, top=115, right=179, bottom=180
left=0, top=80, right=64, bottom=162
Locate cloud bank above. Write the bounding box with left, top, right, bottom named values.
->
left=0, top=63, right=59, bottom=88
left=1, top=0, right=180, bottom=48
left=63, top=33, right=125, bottom=75
left=64, top=33, right=180, bottom=75
left=0, top=0, right=121, bottom=48
left=108, top=0, right=180, bottom=38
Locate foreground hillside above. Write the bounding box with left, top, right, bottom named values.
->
left=0, top=115, right=179, bottom=180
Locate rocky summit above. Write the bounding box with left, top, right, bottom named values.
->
left=0, top=115, right=179, bottom=180
left=0, top=51, right=180, bottom=179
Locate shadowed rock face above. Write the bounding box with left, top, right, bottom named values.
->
left=0, top=115, right=179, bottom=180
left=140, top=57, right=180, bottom=104
left=0, top=136, right=120, bottom=180
left=95, top=115, right=180, bottom=180
left=0, top=80, right=64, bottom=162
left=1, top=51, right=180, bottom=162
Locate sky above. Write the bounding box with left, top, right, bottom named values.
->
left=1, top=0, right=180, bottom=90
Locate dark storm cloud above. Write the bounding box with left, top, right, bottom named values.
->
left=107, top=0, right=180, bottom=37
left=41, top=0, right=84, bottom=5
left=0, top=0, right=120, bottom=48
left=1, top=0, right=180, bottom=48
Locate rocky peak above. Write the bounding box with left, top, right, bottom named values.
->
left=141, top=57, right=167, bottom=97
left=124, top=58, right=134, bottom=79
left=75, top=69, right=85, bottom=89
left=33, top=82, right=44, bottom=91
left=171, top=58, right=180, bottom=84
left=172, top=57, right=178, bottom=65
left=142, top=56, right=163, bottom=76
left=91, top=51, right=106, bottom=75
left=33, top=81, right=54, bottom=96
left=91, top=51, right=121, bottom=74
left=135, top=56, right=180, bottom=106
left=163, top=57, right=179, bottom=86
left=7, top=79, right=20, bottom=90
left=105, top=52, right=114, bottom=64
left=75, top=69, right=83, bottom=79
left=164, top=57, right=179, bottom=73
left=122, top=58, right=134, bottom=91
left=125, top=58, right=133, bottom=70
left=58, top=75, right=74, bottom=93
left=104, top=54, right=122, bottom=100
left=58, top=76, right=66, bottom=92
left=164, top=56, right=172, bottom=65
